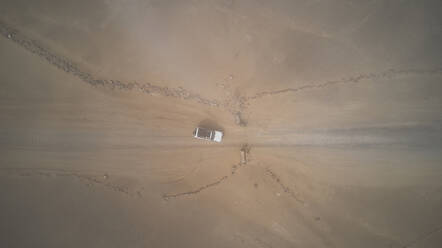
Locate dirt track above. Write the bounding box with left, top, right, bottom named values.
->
left=1, top=1, right=442, bottom=247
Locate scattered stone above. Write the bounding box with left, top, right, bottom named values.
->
left=234, top=112, right=247, bottom=126
left=7, top=33, right=12, bottom=39
left=234, top=113, right=241, bottom=125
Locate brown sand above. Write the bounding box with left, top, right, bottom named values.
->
left=1, top=1, right=442, bottom=247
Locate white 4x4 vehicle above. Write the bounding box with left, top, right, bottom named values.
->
left=193, top=127, right=223, bottom=142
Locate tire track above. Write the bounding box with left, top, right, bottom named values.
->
left=162, top=145, right=251, bottom=200
left=265, top=168, right=305, bottom=204
left=161, top=162, right=244, bottom=200
left=402, top=225, right=442, bottom=248
left=247, top=67, right=442, bottom=100
left=162, top=175, right=228, bottom=200
left=163, top=160, right=249, bottom=200
left=0, top=168, right=143, bottom=198
left=2, top=19, right=442, bottom=125
left=0, top=19, right=221, bottom=107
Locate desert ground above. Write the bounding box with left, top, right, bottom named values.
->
left=1, top=1, right=442, bottom=247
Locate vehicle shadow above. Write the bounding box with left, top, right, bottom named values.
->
left=198, top=119, right=224, bottom=133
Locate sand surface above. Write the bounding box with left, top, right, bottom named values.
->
left=1, top=1, right=442, bottom=247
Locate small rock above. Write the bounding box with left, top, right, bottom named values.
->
left=240, top=150, right=246, bottom=164
left=7, top=34, right=12, bottom=39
